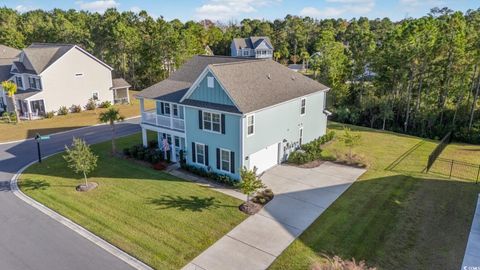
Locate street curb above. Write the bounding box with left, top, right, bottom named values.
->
left=0, top=116, right=141, bottom=146
left=10, top=153, right=153, bottom=270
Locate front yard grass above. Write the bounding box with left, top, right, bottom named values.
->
left=270, top=122, right=480, bottom=270
left=18, top=133, right=246, bottom=270
left=0, top=91, right=155, bottom=143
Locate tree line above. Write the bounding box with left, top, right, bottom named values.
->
left=0, top=7, right=479, bottom=143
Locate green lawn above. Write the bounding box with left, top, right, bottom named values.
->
left=19, top=134, right=246, bottom=270
left=270, top=122, right=480, bottom=270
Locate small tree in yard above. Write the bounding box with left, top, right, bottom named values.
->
left=238, top=167, right=266, bottom=202
left=2, top=80, right=20, bottom=123
left=339, top=127, right=362, bottom=161
left=63, top=138, right=98, bottom=187
left=99, top=107, right=124, bottom=154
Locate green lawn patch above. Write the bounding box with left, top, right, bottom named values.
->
left=19, top=133, right=246, bottom=270
left=270, top=122, right=480, bottom=270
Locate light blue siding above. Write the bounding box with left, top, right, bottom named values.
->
left=185, top=106, right=242, bottom=180
left=188, top=72, right=235, bottom=106
left=243, top=91, right=328, bottom=167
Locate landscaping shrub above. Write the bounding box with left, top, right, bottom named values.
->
left=123, top=147, right=131, bottom=157
left=70, top=104, right=82, bottom=113
left=180, top=163, right=236, bottom=186
left=99, top=101, right=112, bottom=108
left=288, top=131, right=336, bottom=165
left=124, top=143, right=164, bottom=165
left=148, top=140, right=158, bottom=149
left=311, top=254, right=376, bottom=270
left=44, top=111, right=55, bottom=119
left=251, top=188, right=274, bottom=205
left=85, top=98, right=97, bottom=110
left=58, top=106, right=69, bottom=115
left=153, top=161, right=168, bottom=171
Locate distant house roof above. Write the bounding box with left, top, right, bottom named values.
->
left=21, top=43, right=76, bottom=74
left=0, top=45, right=21, bottom=59
left=111, top=78, right=131, bottom=89
left=288, top=64, right=305, bottom=72
left=138, top=55, right=329, bottom=114
left=0, top=45, right=21, bottom=81
left=232, top=37, right=273, bottom=51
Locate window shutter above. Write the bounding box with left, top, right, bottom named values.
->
left=221, top=114, right=226, bottom=134
left=198, top=110, right=203, bottom=129
left=216, top=148, right=220, bottom=169
left=230, top=152, right=235, bottom=173
left=160, top=102, right=165, bottom=115
left=205, top=145, right=209, bottom=166
left=191, top=142, right=196, bottom=163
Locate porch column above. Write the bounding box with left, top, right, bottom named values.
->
left=140, top=98, right=145, bottom=112
left=26, top=100, right=32, bottom=120
left=170, top=143, right=177, bottom=162
left=127, top=88, right=131, bottom=103
left=141, top=127, right=148, bottom=147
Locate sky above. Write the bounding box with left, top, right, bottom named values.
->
left=3, top=0, right=479, bottom=22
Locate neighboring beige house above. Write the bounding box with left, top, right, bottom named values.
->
left=0, top=43, right=131, bottom=119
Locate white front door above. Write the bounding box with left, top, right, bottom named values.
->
left=249, top=143, right=279, bottom=175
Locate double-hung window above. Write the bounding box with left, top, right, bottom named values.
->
left=15, top=76, right=23, bottom=88
left=196, top=143, right=205, bottom=165
left=92, top=92, right=99, bottom=101
left=203, top=111, right=221, bottom=133
left=173, top=104, right=178, bottom=117
left=300, top=98, right=306, bottom=115
left=164, top=103, right=170, bottom=115
left=243, top=50, right=249, bottom=56
left=247, top=114, right=255, bottom=136
left=220, top=149, right=231, bottom=172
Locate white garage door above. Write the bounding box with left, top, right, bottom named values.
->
left=249, top=143, right=279, bottom=174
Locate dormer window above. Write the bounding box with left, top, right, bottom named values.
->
left=28, top=77, right=42, bottom=90
left=207, top=76, right=214, bottom=88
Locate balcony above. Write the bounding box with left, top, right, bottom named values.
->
left=142, top=109, right=185, bottom=132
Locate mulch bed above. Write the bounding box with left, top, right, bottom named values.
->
left=76, top=182, right=98, bottom=192
left=239, top=201, right=262, bottom=215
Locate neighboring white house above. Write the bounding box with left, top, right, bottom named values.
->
left=230, top=37, right=273, bottom=59
left=0, top=43, right=131, bottom=119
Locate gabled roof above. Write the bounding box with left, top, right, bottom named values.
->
left=138, top=55, right=329, bottom=114
left=232, top=37, right=273, bottom=50
left=137, top=55, right=255, bottom=103
left=0, top=45, right=20, bottom=81
left=207, top=60, right=328, bottom=113
left=22, top=43, right=76, bottom=74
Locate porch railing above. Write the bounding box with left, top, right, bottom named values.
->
left=142, top=109, right=185, bottom=132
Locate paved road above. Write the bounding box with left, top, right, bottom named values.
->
left=0, top=118, right=141, bottom=270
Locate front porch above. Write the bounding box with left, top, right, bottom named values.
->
left=141, top=125, right=186, bottom=163
left=18, top=98, right=46, bottom=120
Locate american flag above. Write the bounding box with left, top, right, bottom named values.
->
left=162, top=138, right=170, bottom=151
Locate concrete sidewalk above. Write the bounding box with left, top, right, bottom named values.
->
left=182, top=162, right=366, bottom=270
left=462, top=194, right=480, bottom=270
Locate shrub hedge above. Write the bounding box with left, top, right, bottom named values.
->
left=288, top=131, right=336, bottom=164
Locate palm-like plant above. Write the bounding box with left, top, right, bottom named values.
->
left=1, top=80, right=20, bottom=123
left=273, top=51, right=281, bottom=62
left=99, top=107, right=124, bottom=154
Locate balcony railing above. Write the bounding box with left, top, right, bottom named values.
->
left=142, top=109, right=185, bottom=132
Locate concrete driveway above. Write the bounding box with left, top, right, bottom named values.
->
left=0, top=119, right=142, bottom=270
left=183, top=162, right=366, bottom=270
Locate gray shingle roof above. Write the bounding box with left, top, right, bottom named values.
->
left=209, top=60, right=328, bottom=113
left=111, top=78, right=131, bottom=89
left=232, top=37, right=273, bottom=50
left=138, top=55, right=329, bottom=114
left=0, top=58, right=16, bottom=81
left=14, top=89, right=41, bottom=99
left=137, top=55, right=255, bottom=101
left=21, top=43, right=76, bottom=74
left=0, top=45, right=21, bottom=59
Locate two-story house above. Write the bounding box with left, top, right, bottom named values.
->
left=231, top=37, right=274, bottom=59
left=137, top=55, right=330, bottom=180
left=0, top=43, right=131, bottom=119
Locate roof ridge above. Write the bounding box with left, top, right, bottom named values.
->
left=28, top=43, right=77, bottom=48
left=209, top=59, right=267, bottom=67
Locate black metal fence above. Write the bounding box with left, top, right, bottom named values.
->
left=426, top=131, right=452, bottom=172
left=429, top=157, right=480, bottom=183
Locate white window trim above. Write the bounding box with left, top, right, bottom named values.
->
left=246, top=114, right=255, bottom=137
left=207, top=76, right=214, bottom=88
left=220, top=148, right=232, bottom=173
left=164, top=103, right=171, bottom=115
left=300, top=98, right=306, bottom=116
left=173, top=104, right=178, bottom=117
left=203, top=111, right=222, bottom=134
left=195, top=142, right=206, bottom=166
